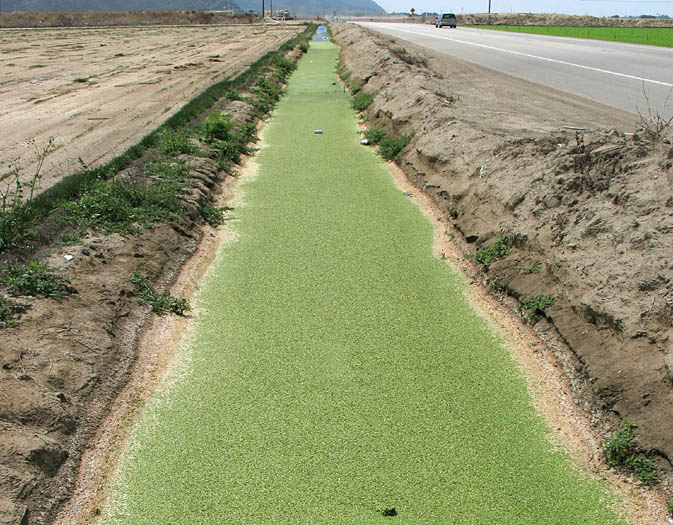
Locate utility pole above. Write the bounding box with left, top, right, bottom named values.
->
left=262, top=0, right=264, bottom=21
left=270, top=0, right=273, bottom=18
left=488, top=0, right=491, bottom=14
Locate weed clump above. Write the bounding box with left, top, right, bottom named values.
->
left=351, top=91, right=374, bottom=112
left=0, top=295, right=26, bottom=328
left=61, top=158, right=189, bottom=236
left=131, top=272, right=190, bottom=315
left=518, top=294, right=556, bottom=324
left=364, top=127, right=387, bottom=145
left=475, top=235, right=512, bottom=269
left=602, top=421, right=658, bottom=485
left=272, top=56, right=297, bottom=80
left=158, top=128, right=198, bottom=156
left=202, top=204, right=232, bottom=227
left=521, top=260, right=542, bottom=274
left=1, top=260, right=73, bottom=298
left=247, top=75, right=284, bottom=114
left=378, top=134, right=412, bottom=161
left=201, top=112, right=256, bottom=165
left=667, top=498, right=673, bottom=517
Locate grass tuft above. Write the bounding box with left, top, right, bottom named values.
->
left=158, top=128, right=198, bottom=156
left=521, top=260, right=542, bottom=274
left=131, top=272, right=190, bottom=316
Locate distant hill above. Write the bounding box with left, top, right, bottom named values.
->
left=3, top=1, right=240, bottom=12
left=3, top=0, right=386, bottom=15
left=235, top=0, right=386, bottom=15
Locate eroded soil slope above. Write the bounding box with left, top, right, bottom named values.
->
left=334, top=22, right=673, bottom=489
left=0, top=24, right=300, bottom=192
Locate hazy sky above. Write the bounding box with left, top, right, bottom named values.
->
left=377, top=0, right=673, bottom=17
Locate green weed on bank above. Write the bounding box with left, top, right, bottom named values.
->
left=131, top=272, right=190, bottom=316
left=602, top=421, right=658, bottom=485
left=1, top=260, right=73, bottom=298
left=475, top=234, right=512, bottom=268
left=0, top=295, right=26, bottom=328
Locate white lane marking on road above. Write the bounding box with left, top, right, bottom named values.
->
left=376, top=26, right=673, bottom=88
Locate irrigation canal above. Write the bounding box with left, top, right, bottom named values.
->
left=100, top=39, right=626, bottom=524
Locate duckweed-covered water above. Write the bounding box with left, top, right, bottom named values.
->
left=101, top=41, right=626, bottom=524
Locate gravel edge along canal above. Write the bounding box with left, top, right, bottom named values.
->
left=99, top=40, right=628, bottom=524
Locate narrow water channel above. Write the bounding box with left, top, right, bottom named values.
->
left=101, top=39, right=625, bottom=524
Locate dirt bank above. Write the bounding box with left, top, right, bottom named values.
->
left=334, top=21, right=673, bottom=502
left=456, top=12, right=673, bottom=28
left=0, top=37, right=307, bottom=524
left=0, top=24, right=301, bottom=194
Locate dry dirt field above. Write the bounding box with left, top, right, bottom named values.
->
left=0, top=24, right=301, bottom=190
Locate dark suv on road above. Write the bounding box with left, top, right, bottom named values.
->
left=435, top=13, right=457, bottom=28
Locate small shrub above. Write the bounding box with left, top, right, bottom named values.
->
left=521, top=260, right=542, bottom=274
left=351, top=91, right=374, bottom=112
left=350, top=84, right=362, bottom=95
left=603, top=421, right=637, bottom=467
left=157, top=128, right=198, bottom=156
left=518, top=294, right=556, bottom=324
left=131, top=272, right=190, bottom=316
left=364, top=128, right=387, bottom=146
left=475, top=235, right=512, bottom=269
left=0, top=137, right=56, bottom=252
left=627, top=454, right=657, bottom=485
left=272, top=56, right=296, bottom=79
left=201, top=112, right=255, bottom=164
left=602, top=421, right=658, bottom=485
left=0, top=295, right=26, bottom=328
left=1, top=260, right=73, bottom=298
left=248, top=75, right=283, bottom=114
left=202, top=111, right=236, bottom=144
left=667, top=498, right=673, bottom=517
left=298, top=42, right=309, bottom=53
left=201, top=204, right=232, bottom=227
left=378, top=134, right=411, bottom=161
left=339, top=71, right=351, bottom=82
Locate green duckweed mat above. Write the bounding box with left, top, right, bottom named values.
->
left=101, top=41, right=627, bottom=524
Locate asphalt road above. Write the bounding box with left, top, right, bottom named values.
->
left=355, top=22, right=673, bottom=120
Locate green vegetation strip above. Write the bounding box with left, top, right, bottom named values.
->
left=102, top=41, right=626, bottom=524
left=470, top=25, right=673, bottom=48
